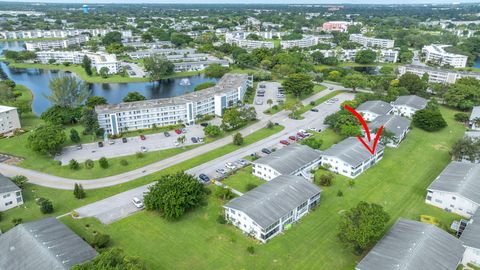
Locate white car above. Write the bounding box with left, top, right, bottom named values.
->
left=140, top=146, right=148, bottom=152
left=225, top=162, right=237, bottom=170
left=308, top=127, right=320, bottom=132
left=132, top=197, right=144, bottom=208
left=108, top=140, right=115, bottom=145
left=174, top=141, right=180, bottom=146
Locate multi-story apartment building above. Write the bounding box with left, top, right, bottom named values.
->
left=0, top=105, right=21, bottom=135
left=224, top=175, right=322, bottom=243
left=127, top=49, right=196, bottom=60
left=426, top=161, right=480, bottom=218
left=225, top=35, right=274, bottom=50
left=321, top=137, right=385, bottom=178
left=36, top=51, right=120, bottom=74
left=422, top=44, right=468, bottom=68
left=0, top=29, right=132, bottom=40
left=366, top=115, right=411, bottom=148
left=356, top=100, right=393, bottom=121
left=349, top=34, right=395, bottom=49
left=173, top=59, right=229, bottom=72
left=25, top=35, right=89, bottom=51
left=280, top=36, right=319, bottom=49
left=321, top=21, right=351, bottom=32
left=392, top=95, right=428, bottom=118
left=317, top=48, right=398, bottom=63
left=0, top=174, right=23, bottom=211
left=96, top=73, right=252, bottom=135
left=398, top=64, right=480, bottom=84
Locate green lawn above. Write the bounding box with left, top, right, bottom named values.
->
left=309, top=128, right=344, bottom=150
left=222, top=166, right=265, bottom=193
left=59, top=106, right=464, bottom=270
left=264, top=84, right=327, bottom=115
left=0, top=125, right=285, bottom=231
left=296, top=90, right=344, bottom=116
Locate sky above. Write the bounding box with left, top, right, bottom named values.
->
left=1, top=0, right=480, bottom=4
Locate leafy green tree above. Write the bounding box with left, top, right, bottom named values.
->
left=82, top=55, right=92, bottom=76
left=85, top=159, right=94, bottom=169
left=233, top=132, right=244, bottom=145
left=337, top=201, right=390, bottom=253
left=398, top=73, right=427, bottom=96
left=99, top=67, right=109, bottom=78
left=454, top=112, right=469, bottom=123
left=28, top=124, right=66, bottom=155
left=74, top=183, right=86, bottom=199
left=40, top=106, right=82, bottom=125
left=340, top=124, right=361, bottom=137
left=99, top=157, right=109, bottom=169
left=215, top=186, right=235, bottom=200
left=123, top=92, right=146, bottom=103
left=443, top=80, right=480, bottom=110
left=302, top=137, right=323, bottom=149
left=102, top=31, right=122, bottom=46
left=40, top=199, right=54, bottom=214
left=412, top=108, right=447, bottom=132
left=282, top=73, right=314, bottom=99
left=46, top=77, right=91, bottom=108
left=311, top=51, right=325, bottom=64
left=71, top=248, right=146, bottom=270
left=170, top=33, right=193, bottom=47
left=221, top=108, right=245, bottom=131
left=451, top=137, right=480, bottom=162
left=85, top=96, right=107, bottom=108
left=315, top=172, right=334, bottom=186
left=204, top=64, right=229, bottom=78
left=144, top=55, right=175, bottom=81
left=70, top=129, right=81, bottom=143
left=342, top=73, right=367, bottom=93
left=11, top=175, right=28, bottom=189
left=144, top=172, right=206, bottom=220
left=105, top=42, right=125, bottom=54
left=80, top=107, right=99, bottom=135
left=141, top=32, right=153, bottom=43
left=355, top=49, right=377, bottom=64
left=69, top=159, right=80, bottom=170
left=204, top=125, right=222, bottom=137
left=90, top=233, right=110, bottom=249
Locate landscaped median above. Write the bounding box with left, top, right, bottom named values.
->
left=54, top=106, right=465, bottom=270
left=0, top=125, right=284, bottom=231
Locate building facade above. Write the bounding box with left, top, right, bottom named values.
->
left=96, top=73, right=252, bottom=135
left=356, top=100, right=393, bottom=121
left=392, top=95, right=428, bottom=118
left=422, top=44, right=468, bottom=68
left=25, top=35, right=89, bottom=51
left=36, top=51, right=120, bottom=74
left=321, top=21, right=351, bottom=32
left=0, top=174, right=23, bottom=212
left=349, top=34, right=395, bottom=49
left=0, top=105, right=21, bottom=135
left=224, top=175, right=322, bottom=243
left=0, top=29, right=131, bottom=39
left=280, top=36, right=319, bottom=49
left=367, top=115, right=411, bottom=148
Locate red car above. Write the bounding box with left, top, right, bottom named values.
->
left=175, top=129, right=182, bottom=134
left=140, top=134, right=146, bottom=140
left=280, top=140, right=290, bottom=145
left=297, top=132, right=305, bottom=138
left=289, top=135, right=297, bottom=141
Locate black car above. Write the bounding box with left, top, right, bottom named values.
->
left=98, top=141, right=104, bottom=147
left=191, top=137, right=198, bottom=143
left=164, top=131, right=171, bottom=137
left=200, top=122, right=209, bottom=127
left=261, top=148, right=272, bottom=154
left=122, top=137, right=128, bottom=143
left=310, top=108, right=319, bottom=112
left=198, top=174, right=210, bottom=183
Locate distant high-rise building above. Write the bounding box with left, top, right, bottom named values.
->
left=83, top=4, right=89, bottom=14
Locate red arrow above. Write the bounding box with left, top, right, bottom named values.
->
left=344, top=105, right=384, bottom=155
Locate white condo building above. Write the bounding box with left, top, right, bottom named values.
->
left=422, top=44, right=468, bottom=68
left=280, top=36, right=319, bottom=49
left=317, top=48, right=398, bottom=63
left=224, top=175, right=322, bottom=243
left=0, top=174, right=23, bottom=212
left=392, top=95, right=428, bottom=118
left=25, top=35, right=89, bottom=51
left=96, top=73, right=252, bottom=135
left=0, top=29, right=132, bottom=40
left=349, top=34, right=395, bottom=49
left=356, top=100, right=393, bottom=121
left=321, top=137, right=384, bottom=178
left=36, top=51, right=120, bottom=74
left=470, top=106, right=480, bottom=131
left=0, top=105, right=21, bottom=135
left=398, top=64, right=480, bottom=84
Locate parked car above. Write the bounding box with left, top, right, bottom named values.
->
left=181, top=128, right=187, bottom=133
left=261, top=148, right=272, bottom=154
left=198, top=137, right=204, bottom=143
left=259, top=84, right=266, bottom=88
left=280, top=140, right=290, bottom=145
left=132, top=197, right=144, bottom=208
left=255, top=99, right=263, bottom=105
left=198, top=174, right=210, bottom=183
left=225, top=162, right=237, bottom=170
left=329, top=87, right=334, bottom=90
left=297, top=132, right=305, bottom=138
left=310, top=108, right=319, bottom=112
left=76, top=144, right=82, bottom=150
left=174, top=141, right=180, bottom=146
left=175, top=129, right=182, bottom=134
left=191, top=137, right=198, bottom=143
left=308, top=127, right=321, bottom=132
left=140, top=134, right=146, bottom=140
left=216, top=168, right=227, bottom=175
left=98, top=141, right=104, bottom=147
left=140, top=146, right=148, bottom=152
left=109, top=140, right=115, bottom=145
left=289, top=135, right=297, bottom=141
left=122, top=137, right=128, bottom=143
left=200, top=122, right=209, bottom=127
left=164, top=131, right=171, bottom=137
left=238, top=159, right=248, bottom=166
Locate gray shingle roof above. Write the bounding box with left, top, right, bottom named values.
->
left=0, top=174, right=20, bottom=194
left=322, top=137, right=384, bottom=167
left=368, top=115, right=411, bottom=138
left=356, top=100, right=393, bottom=115
left=356, top=218, right=465, bottom=270
left=427, top=161, right=480, bottom=204
left=253, top=144, right=322, bottom=175
left=393, top=95, right=428, bottom=110
left=470, top=106, right=480, bottom=121
left=224, top=175, right=322, bottom=229
left=461, top=209, right=480, bottom=249
left=0, top=218, right=97, bottom=270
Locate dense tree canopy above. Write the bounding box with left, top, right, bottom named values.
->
left=72, top=248, right=146, bottom=270
left=144, top=55, right=175, bottom=81
left=282, top=73, right=314, bottom=99
left=27, top=123, right=66, bottom=155
left=46, top=77, right=91, bottom=108
left=123, top=91, right=146, bottom=103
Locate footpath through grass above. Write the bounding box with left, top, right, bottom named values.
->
left=60, top=106, right=465, bottom=270
left=0, top=125, right=284, bottom=231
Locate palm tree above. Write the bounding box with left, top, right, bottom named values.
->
left=267, top=99, right=273, bottom=108
left=177, top=135, right=186, bottom=149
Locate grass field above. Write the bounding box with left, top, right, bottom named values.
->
left=60, top=106, right=464, bottom=270
left=222, top=166, right=265, bottom=193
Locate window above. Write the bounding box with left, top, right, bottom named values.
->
left=5, top=201, right=12, bottom=206
left=3, top=193, right=11, bottom=199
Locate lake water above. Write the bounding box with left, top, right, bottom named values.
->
left=0, top=61, right=216, bottom=116
left=474, top=58, right=480, bottom=68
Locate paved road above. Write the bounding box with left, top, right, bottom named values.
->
left=123, top=62, right=146, bottom=78
left=73, top=92, right=353, bottom=224
left=0, top=83, right=352, bottom=190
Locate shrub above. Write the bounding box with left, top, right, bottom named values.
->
left=233, top=132, right=244, bottom=146
left=337, top=190, right=344, bottom=197
left=454, top=112, right=469, bottom=123
left=136, top=152, right=145, bottom=158
left=247, top=246, right=255, bottom=255
left=69, top=159, right=80, bottom=170
left=12, top=218, right=22, bottom=226
left=99, top=157, right=109, bottom=169
left=91, top=233, right=111, bottom=249
left=216, top=214, right=227, bottom=224
left=245, top=183, right=258, bottom=191
left=120, top=159, right=129, bottom=166
left=310, top=101, right=316, bottom=106
left=316, top=173, right=334, bottom=186
left=215, top=186, right=235, bottom=200
left=73, top=183, right=86, bottom=199
left=84, top=159, right=94, bottom=169
left=348, top=180, right=355, bottom=188
left=11, top=175, right=28, bottom=189
left=40, top=199, right=54, bottom=214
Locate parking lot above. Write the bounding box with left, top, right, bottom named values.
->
left=254, top=81, right=284, bottom=115
left=122, top=62, right=146, bottom=78
left=55, top=125, right=206, bottom=164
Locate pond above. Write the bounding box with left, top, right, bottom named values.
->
left=474, top=58, right=480, bottom=69
left=0, top=62, right=217, bottom=116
